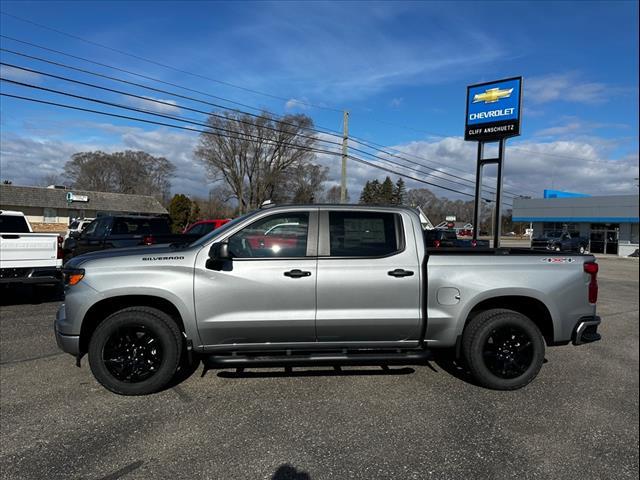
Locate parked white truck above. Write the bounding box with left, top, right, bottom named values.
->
left=0, top=210, right=63, bottom=285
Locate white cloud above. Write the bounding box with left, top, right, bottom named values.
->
left=0, top=127, right=212, bottom=197
left=0, top=65, right=44, bottom=84
left=389, top=97, right=404, bottom=109
left=125, top=96, right=181, bottom=114
left=2, top=127, right=637, bottom=205
left=312, top=133, right=638, bottom=201
left=284, top=98, right=309, bottom=111
left=526, top=73, right=610, bottom=104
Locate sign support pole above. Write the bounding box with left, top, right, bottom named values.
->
left=472, top=138, right=506, bottom=248
left=472, top=142, right=484, bottom=242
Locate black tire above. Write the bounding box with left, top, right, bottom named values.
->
left=88, top=307, right=182, bottom=395
left=462, top=308, right=545, bottom=390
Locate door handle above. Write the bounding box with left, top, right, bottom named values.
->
left=284, top=269, right=312, bottom=278
left=388, top=269, right=414, bottom=278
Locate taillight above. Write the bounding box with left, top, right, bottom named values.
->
left=434, top=240, right=441, bottom=248
left=142, top=235, right=155, bottom=245
left=57, top=235, right=64, bottom=259
left=584, top=261, right=599, bottom=304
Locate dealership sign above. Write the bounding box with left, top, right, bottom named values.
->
left=66, top=192, right=89, bottom=203
left=464, top=76, right=522, bottom=141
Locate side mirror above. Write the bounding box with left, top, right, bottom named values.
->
left=209, top=241, right=231, bottom=261
left=70, top=231, right=81, bottom=239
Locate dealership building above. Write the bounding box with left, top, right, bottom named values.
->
left=0, top=184, right=168, bottom=231
left=513, top=191, right=639, bottom=256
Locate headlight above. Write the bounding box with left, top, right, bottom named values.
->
left=63, top=268, right=85, bottom=286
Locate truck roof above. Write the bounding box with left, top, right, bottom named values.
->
left=259, top=203, right=419, bottom=213
left=0, top=210, right=26, bottom=216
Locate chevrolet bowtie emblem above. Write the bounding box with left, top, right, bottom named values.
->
left=472, top=87, right=514, bottom=104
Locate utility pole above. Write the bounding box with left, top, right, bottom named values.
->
left=340, top=110, right=349, bottom=203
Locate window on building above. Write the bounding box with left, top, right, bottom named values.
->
left=631, top=224, right=639, bottom=244
left=43, top=208, right=57, bottom=223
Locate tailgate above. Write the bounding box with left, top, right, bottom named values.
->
left=0, top=233, right=61, bottom=268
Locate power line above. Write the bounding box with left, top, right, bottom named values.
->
left=347, top=135, right=526, bottom=197
left=0, top=61, right=345, bottom=148
left=0, top=41, right=518, bottom=194
left=350, top=111, right=613, bottom=167
left=2, top=70, right=518, bottom=199
left=0, top=42, right=345, bottom=138
left=1, top=91, right=510, bottom=203
left=0, top=78, right=329, bottom=153
left=0, top=11, right=344, bottom=113
left=0, top=76, right=488, bottom=197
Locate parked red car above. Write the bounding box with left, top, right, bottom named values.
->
left=183, top=219, right=231, bottom=237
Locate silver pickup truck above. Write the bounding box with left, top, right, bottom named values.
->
left=55, top=205, right=601, bottom=395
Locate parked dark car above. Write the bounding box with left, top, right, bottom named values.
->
left=532, top=231, right=589, bottom=254
left=63, top=216, right=200, bottom=259
left=183, top=219, right=231, bottom=237
left=424, top=229, right=489, bottom=248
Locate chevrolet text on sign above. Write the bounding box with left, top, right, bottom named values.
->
left=464, top=76, right=522, bottom=141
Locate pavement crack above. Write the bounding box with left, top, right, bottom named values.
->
left=0, top=352, right=64, bottom=365
left=93, top=460, right=144, bottom=480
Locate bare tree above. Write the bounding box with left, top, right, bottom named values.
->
left=324, top=184, right=349, bottom=203
left=63, top=150, right=175, bottom=201
left=38, top=173, right=63, bottom=187
left=194, top=112, right=317, bottom=213
left=280, top=162, right=328, bottom=203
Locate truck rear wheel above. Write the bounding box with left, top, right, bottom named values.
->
left=462, top=309, right=545, bottom=390
left=88, top=307, right=182, bottom=395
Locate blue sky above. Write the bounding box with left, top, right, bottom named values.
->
left=1, top=1, right=638, bottom=200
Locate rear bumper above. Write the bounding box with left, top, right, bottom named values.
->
left=0, top=267, right=62, bottom=285
left=572, top=316, right=602, bottom=345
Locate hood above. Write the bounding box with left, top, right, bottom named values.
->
left=65, top=244, right=192, bottom=268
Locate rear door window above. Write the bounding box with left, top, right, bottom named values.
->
left=328, top=211, right=402, bottom=257
left=0, top=215, right=30, bottom=233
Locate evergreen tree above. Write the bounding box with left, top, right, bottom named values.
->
left=369, top=179, right=382, bottom=203
left=380, top=176, right=395, bottom=204
left=359, top=181, right=373, bottom=204
left=168, top=194, right=193, bottom=233
left=393, top=177, right=407, bottom=205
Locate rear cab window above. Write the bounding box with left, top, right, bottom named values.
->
left=0, top=215, right=30, bottom=233
left=327, top=211, right=403, bottom=257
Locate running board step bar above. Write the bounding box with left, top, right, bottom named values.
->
left=204, top=350, right=431, bottom=369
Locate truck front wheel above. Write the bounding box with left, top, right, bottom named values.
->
left=88, top=307, right=182, bottom=395
left=462, top=309, right=545, bottom=390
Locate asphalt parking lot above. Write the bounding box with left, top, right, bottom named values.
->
left=0, top=256, right=638, bottom=480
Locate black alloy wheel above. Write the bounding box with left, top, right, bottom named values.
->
left=102, top=325, right=163, bottom=383
left=88, top=307, right=182, bottom=395
left=462, top=308, right=545, bottom=390
left=482, top=326, right=534, bottom=379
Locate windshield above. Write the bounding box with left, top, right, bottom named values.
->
left=189, top=211, right=255, bottom=247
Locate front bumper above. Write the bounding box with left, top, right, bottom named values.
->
left=572, top=316, right=602, bottom=345
left=54, top=304, right=80, bottom=355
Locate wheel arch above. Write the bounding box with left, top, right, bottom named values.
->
left=463, top=295, right=556, bottom=345
left=79, top=295, right=186, bottom=353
